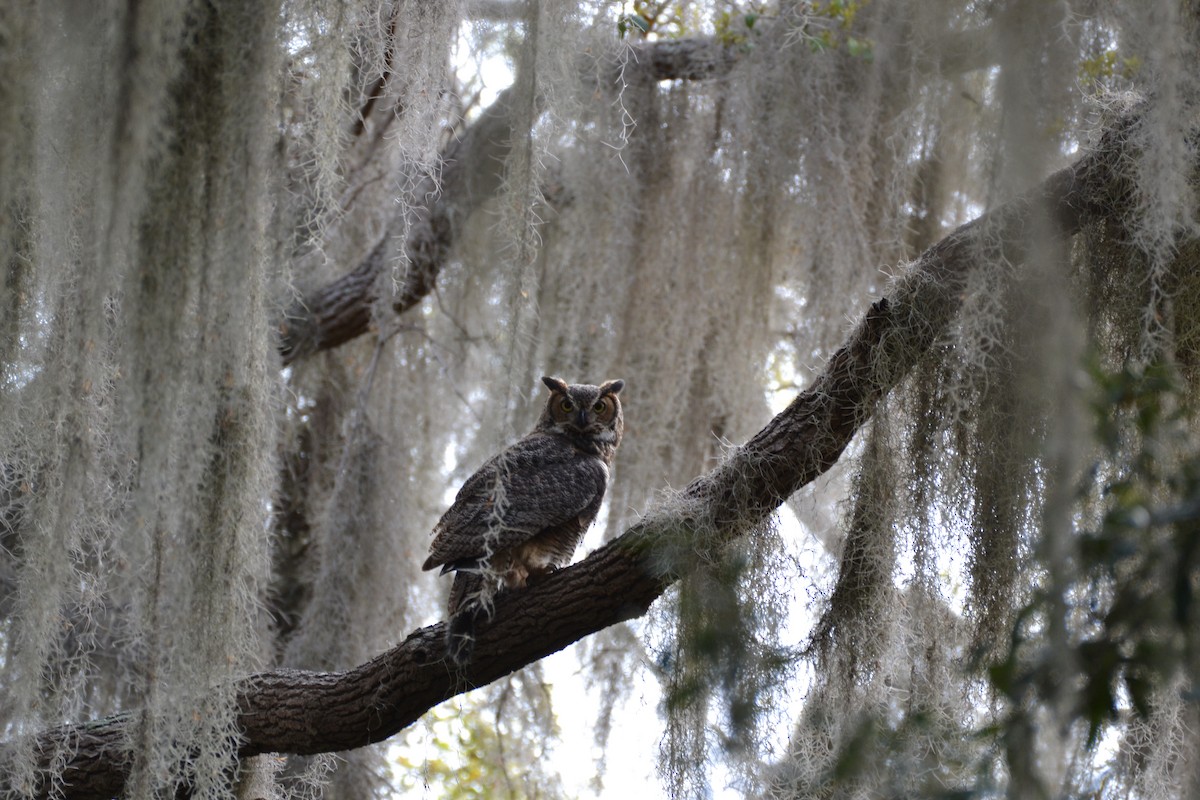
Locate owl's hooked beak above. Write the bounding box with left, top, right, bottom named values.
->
left=575, top=409, right=589, bottom=429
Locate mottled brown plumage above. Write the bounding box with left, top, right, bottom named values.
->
left=424, top=376, right=625, bottom=664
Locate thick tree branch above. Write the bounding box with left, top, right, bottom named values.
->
left=5, top=120, right=1135, bottom=800
left=276, top=37, right=736, bottom=366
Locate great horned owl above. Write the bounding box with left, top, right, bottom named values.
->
left=423, top=376, right=625, bottom=665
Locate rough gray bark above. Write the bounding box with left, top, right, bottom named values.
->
left=0, top=119, right=1137, bottom=800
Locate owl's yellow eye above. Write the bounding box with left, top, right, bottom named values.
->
left=593, top=400, right=608, bottom=413
left=559, top=398, right=574, bottom=413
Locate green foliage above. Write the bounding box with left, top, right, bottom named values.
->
left=657, top=524, right=795, bottom=797
left=393, top=705, right=487, bottom=799
left=665, top=549, right=792, bottom=743
left=714, top=4, right=767, bottom=47
left=1079, top=48, right=1142, bottom=86
left=819, top=712, right=992, bottom=799
left=987, top=360, right=1200, bottom=771
left=803, top=0, right=874, bottom=61
left=616, top=12, right=651, bottom=39
left=394, top=701, right=570, bottom=799
left=616, top=0, right=767, bottom=42
left=616, top=1, right=691, bottom=40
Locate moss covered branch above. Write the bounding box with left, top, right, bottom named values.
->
left=2, top=121, right=1139, bottom=800
left=277, top=83, right=514, bottom=364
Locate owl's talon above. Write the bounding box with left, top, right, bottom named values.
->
left=526, top=565, right=559, bottom=586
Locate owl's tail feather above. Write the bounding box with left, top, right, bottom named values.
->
left=446, top=571, right=487, bottom=667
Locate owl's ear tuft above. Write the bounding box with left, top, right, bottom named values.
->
left=541, top=376, right=569, bottom=394
left=600, top=379, right=625, bottom=395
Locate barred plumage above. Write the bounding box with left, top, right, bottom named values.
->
left=423, top=376, right=625, bottom=665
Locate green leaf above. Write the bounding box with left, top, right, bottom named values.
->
left=846, top=35, right=874, bottom=61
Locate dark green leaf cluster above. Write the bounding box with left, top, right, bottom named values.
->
left=989, top=361, right=1200, bottom=757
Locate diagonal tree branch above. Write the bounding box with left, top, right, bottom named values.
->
left=5, top=118, right=1138, bottom=800
left=277, top=84, right=520, bottom=365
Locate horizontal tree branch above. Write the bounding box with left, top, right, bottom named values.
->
left=5, top=117, right=1137, bottom=800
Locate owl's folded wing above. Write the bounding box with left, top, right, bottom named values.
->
left=422, top=440, right=609, bottom=572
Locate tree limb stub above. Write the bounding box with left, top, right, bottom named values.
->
left=3, top=119, right=1135, bottom=800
